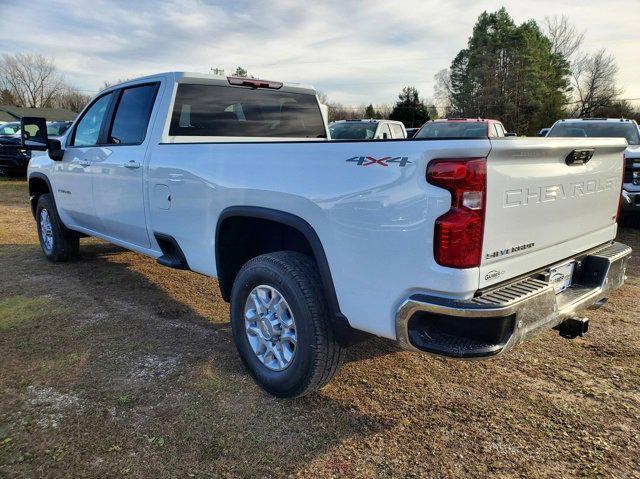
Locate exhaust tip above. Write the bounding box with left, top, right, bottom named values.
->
left=554, top=317, right=589, bottom=339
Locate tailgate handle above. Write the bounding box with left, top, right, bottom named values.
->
left=565, top=148, right=594, bottom=166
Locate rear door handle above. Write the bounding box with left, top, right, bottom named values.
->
left=124, top=160, right=141, bottom=169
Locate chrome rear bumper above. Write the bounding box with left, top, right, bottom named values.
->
left=395, top=242, right=632, bottom=358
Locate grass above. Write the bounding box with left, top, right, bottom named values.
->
left=116, top=394, right=136, bottom=405
left=0, top=178, right=638, bottom=479
left=0, top=296, right=54, bottom=331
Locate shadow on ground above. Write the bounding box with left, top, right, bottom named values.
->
left=1, top=241, right=398, bottom=478
left=1, top=179, right=639, bottom=478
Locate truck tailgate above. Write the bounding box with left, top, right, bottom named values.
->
left=480, top=137, right=626, bottom=288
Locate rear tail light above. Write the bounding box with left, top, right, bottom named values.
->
left=427, top=158, right=487, bottom=268
left=227, top=76, right=283, bottom=89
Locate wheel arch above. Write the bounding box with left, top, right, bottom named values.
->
left=215, top=206, right=366, bottom=346
left=28, top=172, right=54, bottom=219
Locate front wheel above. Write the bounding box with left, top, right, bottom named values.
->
left=230, top=252, right=345, bottom=398
left=36, top=194, right=79, bottom=262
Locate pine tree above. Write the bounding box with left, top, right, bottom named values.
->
left=448, top=8, right=570, bottom=135
left=389, top=87, right=430, bottom=128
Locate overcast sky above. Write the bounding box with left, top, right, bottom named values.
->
left=1, top=0, right=638, bottom=106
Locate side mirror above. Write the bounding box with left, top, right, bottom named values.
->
left=382, top=132, right=389, bottom=139
left=21, top=116, right=64, bottom=161
left=505, top=132, right=517, bottom=137
left=21, top=117, right=48, bottom=151
left=48, top=139, right=64, bottom=161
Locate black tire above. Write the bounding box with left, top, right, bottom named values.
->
left=230, top=252, right=346, bottom=398
left=35, top=193, right=79, bottom=262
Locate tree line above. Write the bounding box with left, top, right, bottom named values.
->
left=0, top=53, right=92, bottom=112
left=1, top=9, right=638, bottom=132
left=434, top=9, right=639, bottom=134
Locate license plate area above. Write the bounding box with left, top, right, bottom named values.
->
left=549, top=261, right=575, bottom=294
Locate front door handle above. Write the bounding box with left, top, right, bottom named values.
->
left=124, top=160, right=141, bottom=169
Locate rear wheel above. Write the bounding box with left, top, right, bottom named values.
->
left=36, top=194, right=79, bottom=262
left=230, top=252, right=345, bottom=397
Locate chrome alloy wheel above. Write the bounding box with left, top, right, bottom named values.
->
left=244, top=285, right=297, bottom=371
left=39, top=208, right=54, bottom=252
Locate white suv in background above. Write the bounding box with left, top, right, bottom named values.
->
left=329, top=119, right=406, bottom=140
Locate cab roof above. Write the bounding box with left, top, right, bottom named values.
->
left=430, top=118, right=500, bottom=123
left=554, top=118, right=637, bottom=123
left=99, top=71, right=318, bottom=96
left=330, top=119, right=405, bottom=125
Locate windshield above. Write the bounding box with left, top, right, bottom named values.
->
left=329, top=122, right=377, bottom=140
left=47, top=122, right=71, bottom=136
left=0, top=122, right=20, bottom=135
left=547, top=121, right=640, bottom=145
left=415, top=122, right=488, bottom=139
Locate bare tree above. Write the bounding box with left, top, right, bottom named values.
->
left=375, top=104, right=393, bottom=119
left=0, top=88, right=16, bottom=105
left=433, top=69, right=455, bottom=117
left=543, top=15, right=584, bottom=60
left=572, top=49, right=621, bottom=117
left=102, top=78, right=131, bottom=90
left=543, top=16, right=622, bottom=118
left=55, top=86, right=91, bottom=113
left=0, top=53, right=65, bottom=107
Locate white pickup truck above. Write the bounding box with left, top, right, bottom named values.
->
left=22, top=72, right=631, bottom=397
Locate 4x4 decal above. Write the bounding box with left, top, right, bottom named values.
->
left=346, top=156, right=412, bottom=167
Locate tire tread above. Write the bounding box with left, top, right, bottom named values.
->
left=234, top=251, right=345, bottom=397
left=36, top=194, right=79, bottom=262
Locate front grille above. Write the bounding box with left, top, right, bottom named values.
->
left=0, top=145, right=29, bottom=159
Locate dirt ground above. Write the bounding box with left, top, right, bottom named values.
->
left=0, top=178, right=638, bottom=479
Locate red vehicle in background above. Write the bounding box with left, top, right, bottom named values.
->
left=414, top=118, right=515, bottom=139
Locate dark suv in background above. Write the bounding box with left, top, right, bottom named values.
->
left=0, top=120, right=72, bottom=176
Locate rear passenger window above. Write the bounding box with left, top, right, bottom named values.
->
left=109, top=84, right=159, bottom=145
left=169, top=84, right=326, bottom=138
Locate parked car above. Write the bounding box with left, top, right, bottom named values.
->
left=414, top=118, right=512, bottom=138
left=405, top=127, right=420, bottom=138
left=0, top=121, right=29, bottom=176
left=329, top=119, right=406, bottom=140
left=47, top=121, right=73, bottom=137
left=0, top=121, right=71, bottom=176
left=538, top=127, right=550, bottom=137
left=547, top=118, right=640, bottom=223
left=0, top=121, right=21, bottom=136
left=0, top=135, right=30, bottom=176
left=21, top=72, right=631, bottom=397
